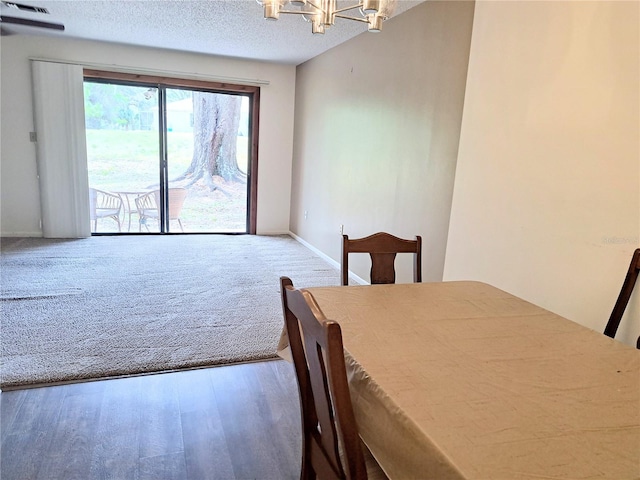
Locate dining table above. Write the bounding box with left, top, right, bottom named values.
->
left=284, top=281, right=640, bottom=479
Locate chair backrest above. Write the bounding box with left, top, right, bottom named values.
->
left=280, top=276, right=367, bottom=480
left=89, top=188, right=122, bottom=215
left=341, top=232, right=422, bottom=286
left=153, top=188, right=187, bottom=220
left=604, top=248, right=640, bottom=349
left=135, top=190, right=157, bottom=214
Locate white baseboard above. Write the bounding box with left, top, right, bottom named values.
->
left=0, top=232, right=43, bottom=238
left=256, top=230, right=292, bottom=236
left=288, top=232, right=368, bottom=286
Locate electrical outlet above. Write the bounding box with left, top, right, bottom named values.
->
left=339, top=224, right=344, bottom=235
left=304, top=210, right=308, bottom=220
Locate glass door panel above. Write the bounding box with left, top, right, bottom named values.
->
left=84, top=81, right=160, bottom=233
left=85, top=79, right=253, bottom=234
left=165, top=89, right=249, bottom=233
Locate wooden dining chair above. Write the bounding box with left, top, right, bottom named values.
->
left=280, top=277, right=387, bottom=480
left=603, top=248, right=640, bottom=349
left=341, top=232, right=422, bottom=286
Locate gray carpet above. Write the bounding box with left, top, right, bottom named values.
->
left=0, top=234, right=340, bottom=388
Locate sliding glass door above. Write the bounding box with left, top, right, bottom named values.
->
left=85, top=82, right=160, bottom=233
left=165, top=89, right=249, bottom=233
left=84, top=74, right=256, bottom=234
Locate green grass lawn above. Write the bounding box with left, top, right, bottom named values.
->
left=86, top=129, right=193, bottom=190
left=87, top=129, right=248, bottom=233
left=87, top=129, right=248, bottom=190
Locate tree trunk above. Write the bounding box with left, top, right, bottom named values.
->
left=173, top=92, right=244, bottom=189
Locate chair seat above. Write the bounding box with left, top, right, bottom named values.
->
left=95, top=208, right=120, bottom=217
left=138, top=208, right=159, bottom=219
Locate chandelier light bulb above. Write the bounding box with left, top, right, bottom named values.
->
left=258, top=0, right=396, bottom=34
left=367, top=13, right=383, bottom=32
left=361, top=0, right=380, bottom=15
left=261, top=0, right=283, bottom=20
left=311, top=20, right=325, bottom=34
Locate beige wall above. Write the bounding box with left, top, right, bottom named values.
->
left=445, top=1, right=640, bottom=345
left=0, top=36, right=296, bottom=236
left=289, top=1, right=475, bottom=283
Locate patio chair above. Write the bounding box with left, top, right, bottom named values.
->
left=135, top=187, right=187, bottom=232
left=89, top=187, right=123, bottom=232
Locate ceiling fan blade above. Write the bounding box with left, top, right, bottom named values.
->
left=0, top=15, right=64, bottom=31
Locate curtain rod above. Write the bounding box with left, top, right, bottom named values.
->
left=28, top=57, right=270, bottom=87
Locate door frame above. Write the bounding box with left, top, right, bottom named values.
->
left=84, top=69, right=260, bottom=234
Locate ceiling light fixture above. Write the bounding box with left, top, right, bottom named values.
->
left=257, top=0, right=397, bottom=34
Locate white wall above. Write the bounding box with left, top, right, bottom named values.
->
left=289, top=1, right=475, bottom=283
left=0, top=35, right=296, bottom=236
left=445, top=1, right=640, bottom=345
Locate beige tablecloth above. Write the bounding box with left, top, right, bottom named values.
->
left=296, top=281, right=640, bottom=479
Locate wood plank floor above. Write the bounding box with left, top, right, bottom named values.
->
left=0, top=360, right=301, bottom=480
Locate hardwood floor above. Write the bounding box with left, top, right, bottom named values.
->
left=0, top=360, right=301, bottom=480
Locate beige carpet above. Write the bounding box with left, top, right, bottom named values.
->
left=0, top=234, right=340, bottom=388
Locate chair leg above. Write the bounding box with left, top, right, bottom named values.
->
left=177, top=218, right=184, bottom=232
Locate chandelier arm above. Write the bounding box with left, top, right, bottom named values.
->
left=278, top=9, right=316, bottom=15
left=305, top=0, right=326, bottom=13
left=333, top=3, right=363, bottom=14
left=334, top=2, right=364, bottom=14
left=334, top=13, right=369, bottom=23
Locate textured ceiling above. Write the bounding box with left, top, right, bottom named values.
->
left=0, top=0, right=425, bottom=65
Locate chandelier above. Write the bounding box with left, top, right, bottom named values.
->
left=257, top=0, right=398, bottom=34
